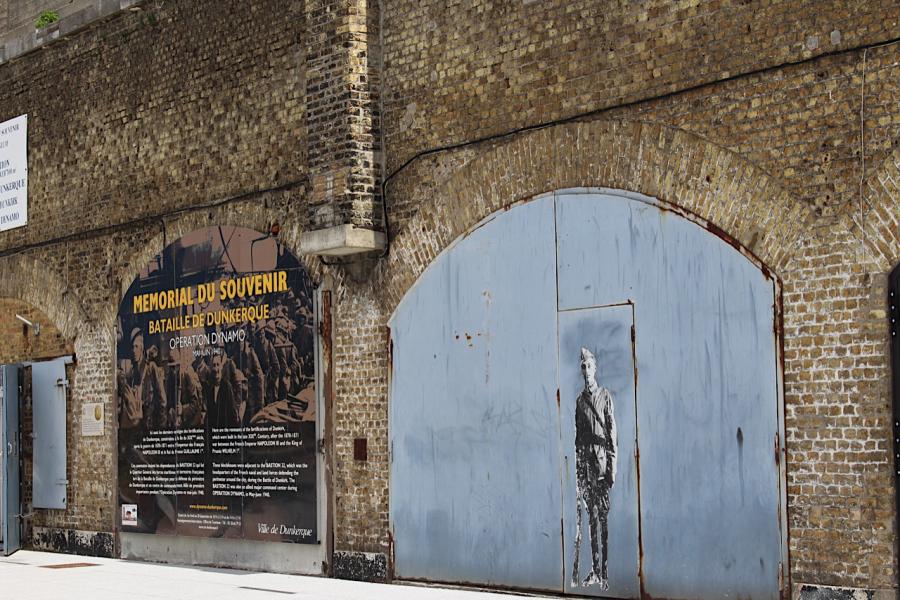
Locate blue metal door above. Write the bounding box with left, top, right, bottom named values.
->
left=556, top=191, right=782, bottom=599
left=390, top=190, right=784, bottom=599
left=2, top=365, right=20, bottom=555
left=32, top=358, right=68, bottom=510
left=390, top=199, right=562, bottom=589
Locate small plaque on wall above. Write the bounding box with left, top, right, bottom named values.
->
left=81, top=402, right=104, bottom=437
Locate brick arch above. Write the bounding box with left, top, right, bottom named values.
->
left=0, top=252, right=89, bottom=341
left=375, top=119, right=814, bottom=314
left=845, top=145, right=900, bottom=271
left=108, top=203, right=338, bottom=328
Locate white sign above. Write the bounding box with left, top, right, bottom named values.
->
left=81, top=402, right=104, bottom=437
left=122, top=504, right=138, bottom=527
left=0, top=114, right=27, bottom=232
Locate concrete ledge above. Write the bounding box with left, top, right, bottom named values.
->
left=1, top=0, right=144, bottom=66
left=120, top=532, right=325, bottom=575
left=300, top=225, right=386, bottom=256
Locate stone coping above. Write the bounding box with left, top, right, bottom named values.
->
left=0, top=0, right=142, bottom=66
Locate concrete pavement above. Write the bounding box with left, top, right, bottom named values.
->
left=0, top=550, right=556, bottom=600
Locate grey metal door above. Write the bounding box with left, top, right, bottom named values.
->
left=2, top=365, right=20, bottom=555
left=556, top=191, right=782, bottom=599
left=390, top=190, right=784, bottom=598
left=390, top=198, right=563, bottom=590
left=32, top=358, right=68, bottom=509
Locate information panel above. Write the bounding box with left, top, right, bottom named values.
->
left=117, top=226, right=317, bottom=543
left=0, top=115, right=27, bottom=232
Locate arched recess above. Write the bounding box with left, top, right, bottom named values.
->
left=388, top=189, right=786, bottom=599
left=0, top=252, right=89, bottom=342
left=380, top=121, right=810, bottom=599
left=375, top=119, right=813, bottom=314
left=110, top=203, right=336, bottom=328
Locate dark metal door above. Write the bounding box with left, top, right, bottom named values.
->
left=2, top=365, right=20, bottom=555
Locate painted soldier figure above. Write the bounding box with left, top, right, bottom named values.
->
left=573, top=347, right=618, bottom=590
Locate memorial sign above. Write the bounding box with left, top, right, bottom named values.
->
left=116, top=226, right=317, bottom=543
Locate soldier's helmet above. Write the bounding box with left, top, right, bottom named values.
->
left=580, top=347, right=596, bottom=371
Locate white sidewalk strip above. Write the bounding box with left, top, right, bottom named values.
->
left=0, top=551, right=556, bottom=600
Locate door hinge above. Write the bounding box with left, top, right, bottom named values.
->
left=774, top=431, right=781, bottom=465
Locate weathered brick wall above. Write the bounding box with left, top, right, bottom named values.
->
left=0, top=0, right=306, bottom=253
left=613, top=43, right=900, bottom=217
left=381, top=0, right=900, bottom=171
left=781, top=222, right=893, bottom=589
left=0, top=0, right=9, bottom=33
left=305, top=0, right=382, bottom=230
left=0, top=0, right=897, bottom=594
left=0, top=299, right=71, bottom=363
left=331, top=289, right=389, bottom=554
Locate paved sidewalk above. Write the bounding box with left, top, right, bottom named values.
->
left=0, top=550, right=556, bottom=600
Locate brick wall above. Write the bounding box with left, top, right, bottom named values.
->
left=782, top=223, right=893, bottom=589
left=0, top=1, right=8, bottom=34
left=381, top=0, right=900, bottom=171
left=0, top=0, right=306, bottom=253
left=305, top=0, right=382, bottom=230
left=0, top=0, right=896, bottom=595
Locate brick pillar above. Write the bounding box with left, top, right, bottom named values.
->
left=301, top=0, right=385, bottom=256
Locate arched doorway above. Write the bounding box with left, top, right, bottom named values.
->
left=389, top=189, right=787, bottom=599
left=0, top=300, right=74, bottom=556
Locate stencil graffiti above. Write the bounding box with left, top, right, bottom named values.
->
left=572, top=347, right=618, bottom=590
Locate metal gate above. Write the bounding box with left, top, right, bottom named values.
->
left=389, top=190, right=785, bottom=599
